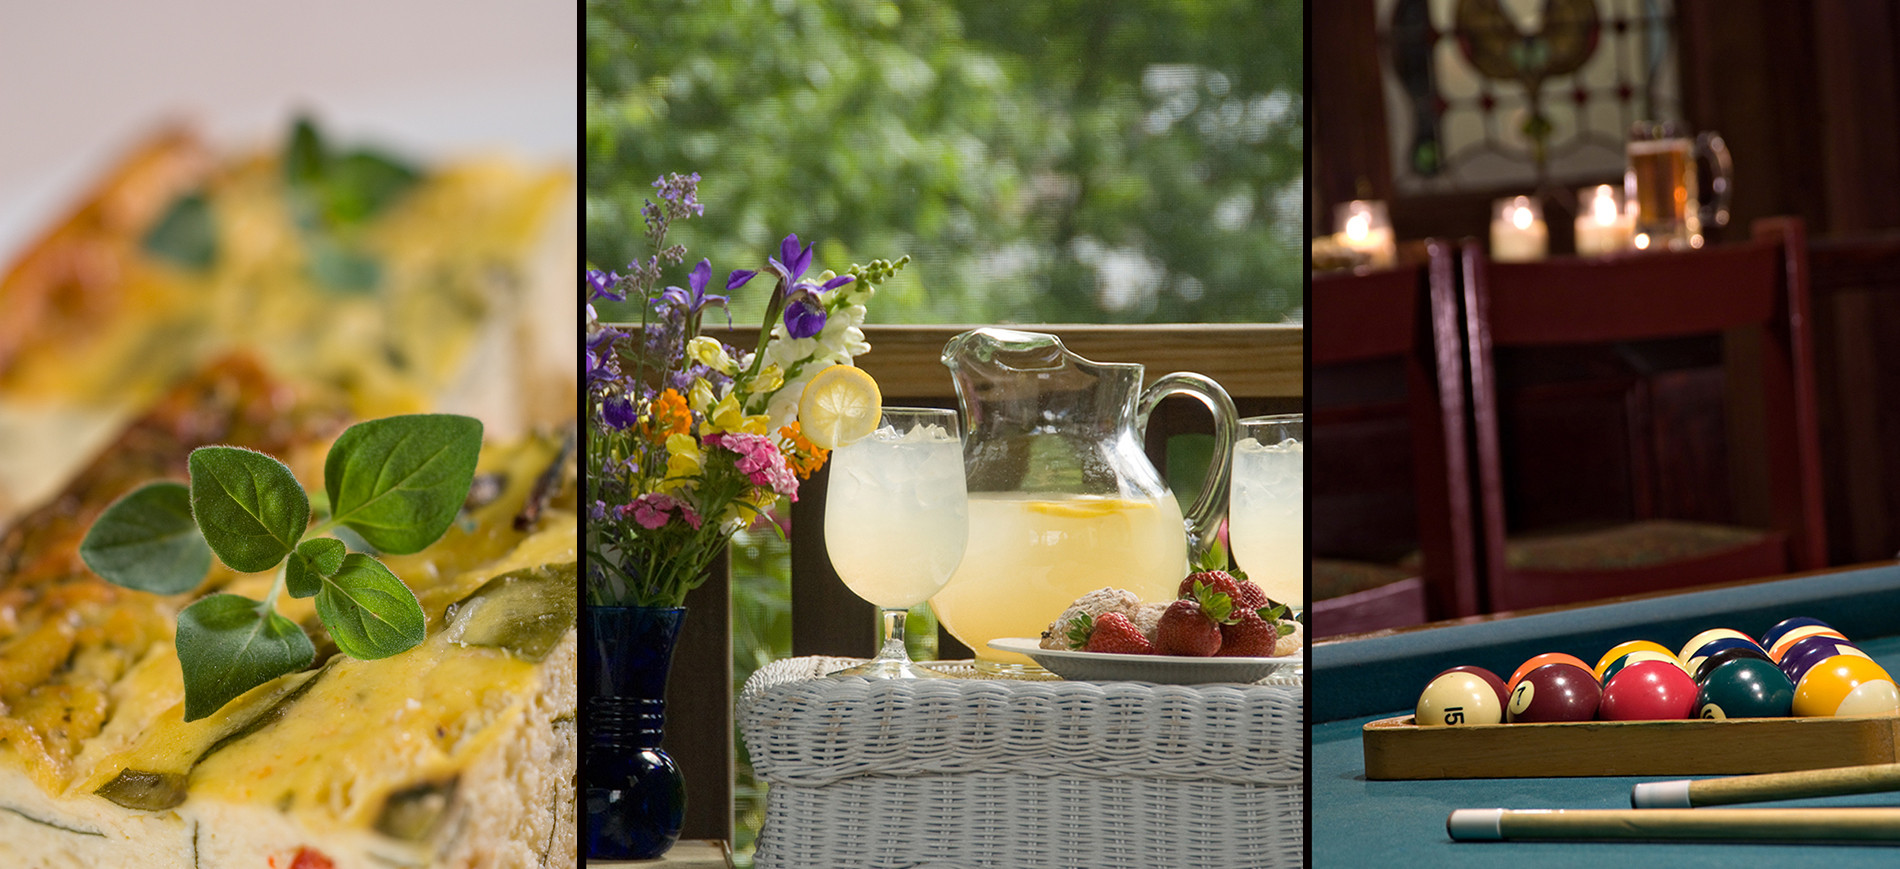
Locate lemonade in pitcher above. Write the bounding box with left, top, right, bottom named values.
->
left=930, top=492, right=1189, bottom=669
left=936, top=323, right=1238, bottom=675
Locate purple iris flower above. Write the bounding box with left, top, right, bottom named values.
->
left=585, top=328, right=619, bottom=381
left=657, top=259, right=732, bottom=325
left=601, top=395, right=640, bottom=430
left=587, top=269, right=624, bottom=302
left=767, top=234, right=814, bottom=285
left=764, top=233, right=853, bottom=339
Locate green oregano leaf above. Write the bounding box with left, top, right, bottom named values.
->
left=316, top=553, right=426, bottom=660
left=285, top=537, right=347, bottom=599
left=79, top=482, right=211, bottom=594
left=188, top=446, right=310, bottom=573
left=176, top=594, right=315, bottom=722
left=141, top=192, right=218, bottom=270
left=324, top=414, right=483, bottom=555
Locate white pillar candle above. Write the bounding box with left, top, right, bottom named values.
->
left=1491, top=196, right=1548, bottom=262
left=1574, top=184, right=1634, bottom=256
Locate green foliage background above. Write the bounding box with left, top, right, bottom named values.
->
left=587, top=0, right=1304, bottom=326
left=588, top=1, right=1303, bottom=861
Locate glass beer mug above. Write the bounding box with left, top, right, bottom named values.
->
left=932, top=328, right=1238, bottom=674
left=1626, top=120, right=1732, bottom=251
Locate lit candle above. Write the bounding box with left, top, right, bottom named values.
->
left=1490, top=195, right=1548, bottom=262
left=1332, top=200, right=1397, bottom=269
left=1574, top=184, right=1634, bottom=256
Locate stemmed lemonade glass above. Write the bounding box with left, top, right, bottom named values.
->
left=824, top=407, right=968, bottom=678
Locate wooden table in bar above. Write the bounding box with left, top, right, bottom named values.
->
left=1312, top=561, right=1900, bottom=866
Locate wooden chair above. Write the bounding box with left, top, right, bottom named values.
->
left=1308, top=240, right=1482, bottom=636
left=1461, top=217, right=1827, bottom=613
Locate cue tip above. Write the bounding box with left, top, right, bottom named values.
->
left=1446, top=808, right=1506, bottom=841
left=1631, top=779, right=1692, bottom=808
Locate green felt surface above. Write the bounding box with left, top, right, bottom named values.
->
left=1312, top=569, right=1900, bottom=867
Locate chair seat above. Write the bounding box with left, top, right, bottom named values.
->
left=1311, top=558, right=1428, bottom=638
left=1504, top=519, right=1771, bottom=572
left=1313, top=558, right=1420, bottom=601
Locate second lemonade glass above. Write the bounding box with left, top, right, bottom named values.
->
left=823, top=407, right=968, bottom=678
left=1229, top=414, right=1303, bottom=609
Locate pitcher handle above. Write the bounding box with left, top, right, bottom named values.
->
left=1697, top=131, right=1732, bottom=230
left=1136, top=372, right=1239, bottom=565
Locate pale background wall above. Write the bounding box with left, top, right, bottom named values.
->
left=0, top=0, right=576, bottom=260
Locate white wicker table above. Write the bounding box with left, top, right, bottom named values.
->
left=738, top=656, right=1304, bottom=869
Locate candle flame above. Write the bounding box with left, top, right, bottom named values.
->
left=1511, top=201, right=1534, bottom=231
left=1345, top=211, right=1370, bottom=242
left=1591, top=185, right=1618, bottom=226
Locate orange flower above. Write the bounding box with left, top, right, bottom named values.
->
left=643, top=389, right=693, bottom=442
left=778, top=422, right=829, bottom=479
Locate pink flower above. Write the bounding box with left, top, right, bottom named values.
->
left=708, top=432, right=801, bottom=500
left=622, top=493, right=704, bottom=530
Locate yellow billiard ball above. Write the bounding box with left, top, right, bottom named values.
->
left=1792, top=655, right=1900, bottom=717
left=1417, top=671, right=1504, bottom=726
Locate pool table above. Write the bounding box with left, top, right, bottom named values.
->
left=1313, top=561, right=1900, bottom=866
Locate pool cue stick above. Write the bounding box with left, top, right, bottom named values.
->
left=1632, top=762, right=1900, bottom=808
left=1447, top=807, right=1900, bottom=842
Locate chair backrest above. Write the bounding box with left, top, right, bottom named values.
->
left=1462, top=217, right=1827, bottom=611
left=1310, top=240, right=1482, bottom=620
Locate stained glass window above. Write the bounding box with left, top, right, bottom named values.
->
left=1376, top=0, right=1681, bottom=194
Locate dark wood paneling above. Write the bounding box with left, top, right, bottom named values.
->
left=666, top=552, right=732, bottom=842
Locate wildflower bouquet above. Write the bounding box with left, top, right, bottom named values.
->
left=586, top=172, right=906, bottom=607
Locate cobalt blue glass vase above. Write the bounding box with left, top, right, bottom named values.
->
left=583, top=604, right=687, bottom=860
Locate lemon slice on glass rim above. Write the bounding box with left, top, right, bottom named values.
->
left=797, top=364, right=882, bottom=449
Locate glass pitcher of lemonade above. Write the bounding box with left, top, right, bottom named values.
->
left=932, top=328, right=1238, bottom=673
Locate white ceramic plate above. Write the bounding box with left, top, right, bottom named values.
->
left=987, top=637, right=1303, bottom=685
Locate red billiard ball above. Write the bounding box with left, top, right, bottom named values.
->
left=1600, top=659, right=1700, bottom=720
left=1506, top=663, right=1601, bottom=723
left=1507, top=652, right=1593, bottom=694
left=1695, top=657, right=1794, bottom=719
left=1436, top=665, right=1510, bottom=707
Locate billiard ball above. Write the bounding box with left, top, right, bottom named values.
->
left=1769, top=626, right=1850, bottom=663
left=1693, top=645, right=1775, bottom=685
left=1600, top=649, right=1685, bottom=685
left=1792, top=655, right=1900, bottom=717
left=1417, top=670, right=1505, bottom=726
left=1600, top=659, right=1700, bottom=721
left=1683, top=636, right=1767, bottom=677
left=1694, top=657, right=1795, bottom=719
left=1779, top=636, right=1870, bottom=686
left=1437, top=665, right=1510, bottom=707
left=1507, top=653, right=1594, bottom=694
left=1759, top=616, right=1835, bottom=650
left=1593, top=640, right=1677, bottom=681
left=1506, top=663, right=1601, bottom=723
left=1677, top=628, right=1758, bottom=664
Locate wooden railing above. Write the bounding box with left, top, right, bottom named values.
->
left=658, top=322, right=1303, bottom=841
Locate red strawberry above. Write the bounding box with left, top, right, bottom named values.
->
left=1178, top=570, right=1242, bottom=604
left=1083, top=612, right=1155, bottom=655
left=1217, top=604, right=1296, bottom=658
left=1231, top=578, right=1269, bottom=613
left=1154, top=600, right=1223, bottom=656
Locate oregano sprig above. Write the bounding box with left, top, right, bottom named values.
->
left=80, top=414, right=482, bottom=721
